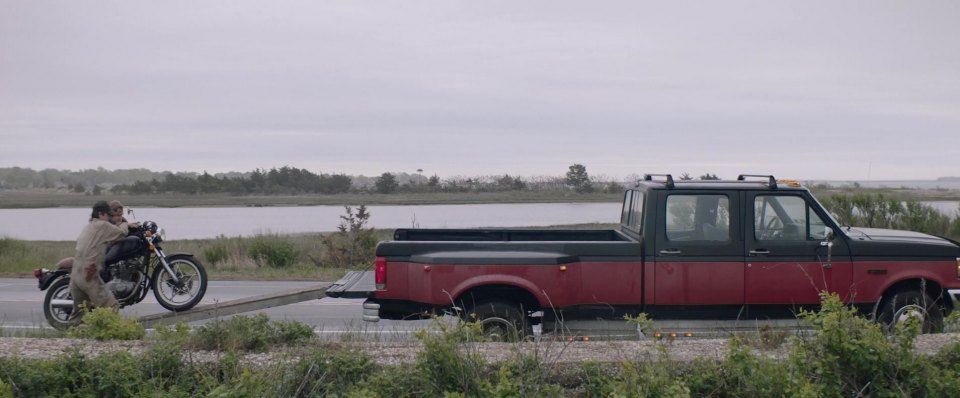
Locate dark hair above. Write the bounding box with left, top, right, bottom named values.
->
left=91, top=200, right=110, bottom=218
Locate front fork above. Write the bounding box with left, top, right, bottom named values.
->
left=153, top=247, right=182, bottom=284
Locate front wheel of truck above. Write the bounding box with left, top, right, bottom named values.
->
left=469, top=301, right=531, bottom=342
left=878, top=289, right=943, bottom=333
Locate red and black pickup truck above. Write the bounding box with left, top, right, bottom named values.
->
left=328, top=174, right=960, bottom=337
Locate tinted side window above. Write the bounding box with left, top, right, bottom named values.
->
left=666, top=194, right=730, bottom=241
left=630, top=191, right=644, bottom=231
left=621, top=191, right=633, bottom=226
left=754, top=195, right=827, bottom=240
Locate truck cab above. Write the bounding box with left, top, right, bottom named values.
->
left=628, top=174, right=960, bottom=331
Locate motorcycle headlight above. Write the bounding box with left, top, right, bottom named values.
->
left=155, top=228, right=166, bottom=243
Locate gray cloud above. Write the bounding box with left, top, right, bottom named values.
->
left=1, top=1, right=958, bottom=180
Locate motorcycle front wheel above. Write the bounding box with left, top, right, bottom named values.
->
left=151, top=254, right=208, bottom=312
left=43, top=277, right=74, bottom=330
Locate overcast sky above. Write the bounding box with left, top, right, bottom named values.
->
left=1, top=1, right=958, bottom=181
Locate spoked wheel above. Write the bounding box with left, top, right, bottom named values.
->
left=878, top=289, right=943, bottom=333
left=151, top=255, right=207, bottom=312
left=43, top=278, right=75, bottom=330
left=470, top=301, right=532, bottom=342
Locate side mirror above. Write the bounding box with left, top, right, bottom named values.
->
left=821, top=227, right=834, bottom=269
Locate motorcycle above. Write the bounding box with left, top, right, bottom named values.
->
left=34, top=218, right=208, bottom=329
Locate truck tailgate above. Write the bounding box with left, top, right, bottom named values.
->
left=325, top=270, right=375, bottom=299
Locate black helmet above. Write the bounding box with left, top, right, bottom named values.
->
left=143, top=221, right=158, bottom=234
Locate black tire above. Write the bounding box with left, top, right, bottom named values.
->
left=43, top=277, right=74, bottom=330
left=877, top=289, right=943, bottom=333
left=469, top=301, right=532, bottom=342
left=151, top=255, right=207, bottom=312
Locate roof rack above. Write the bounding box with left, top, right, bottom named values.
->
left=643, top=174, right=675, bottom=188
left=737, top=174, right=778, bottom=188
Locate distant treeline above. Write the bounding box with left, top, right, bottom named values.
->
left=0, top=165, right=630, bottom=195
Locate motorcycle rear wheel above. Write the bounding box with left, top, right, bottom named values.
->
left=151, top=254, right=207, bottom=311
left=43, top=277, right=74, bottom=330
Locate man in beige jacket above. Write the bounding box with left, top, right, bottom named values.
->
left=68, top=200, right=136, bottom=323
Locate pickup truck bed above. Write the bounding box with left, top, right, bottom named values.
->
left=392, top=228, right=629, bottom=242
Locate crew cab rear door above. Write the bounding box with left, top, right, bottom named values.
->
left=744, top=192, right=852, bottom=305
left=653, top=190, right=744, bottom=305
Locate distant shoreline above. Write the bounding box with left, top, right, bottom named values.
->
left=2, top=185, right=960, bottom=209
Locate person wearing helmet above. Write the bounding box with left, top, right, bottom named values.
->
left=68, top=201, right=132, bottom=323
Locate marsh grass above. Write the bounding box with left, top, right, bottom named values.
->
left=0, top=225, right=612, bottom=280
left=0, top=231, right=394, bottom=280
left=0, top=238, right=69, bottom=276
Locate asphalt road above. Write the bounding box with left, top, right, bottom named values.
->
left=0, top=278, right=433, bottom=337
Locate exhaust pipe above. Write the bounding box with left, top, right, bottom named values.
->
left=50, top=299, right=74, bottom=309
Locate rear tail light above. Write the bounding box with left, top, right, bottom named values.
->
left=374, top=257, right=387, bottom=290
left=34, top=269, right=43, bottom=279
left=956, top=257, right=959, bottom=279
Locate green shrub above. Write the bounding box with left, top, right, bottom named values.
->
left=278, top=349, right=374, bottom=397
left=203, top=244, right=229, bottom=265
left=413, top=321, right=487, bottom=396
left=0, top=378, right=12, bottom=398
left=320, top=205, right=378, bottom=267
left=273, top=319, right=317, bottom=343
left=153, top=322, right=191, bottom=347
left=490, top=355, right=563, bottom=397
left=205, top=369, right=271, bottom=398
left=364, top=364, right=427, bottom=397
left=142, top=338, right=187, bottom=382
left=709, top=337, right=817, bottom=397
left=247, top=235, right=300, bottom=268
left=68, top=307, right=146, bottom=340
left=608, top=351, right=691, bottom=398
left=191, top=314, right=314, bottom=352
left=819, top=193, right=958, bottom=238
left=792, top=292, right=923, bottom=397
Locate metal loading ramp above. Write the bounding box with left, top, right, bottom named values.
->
left=138, top=283, right=332, bottom=328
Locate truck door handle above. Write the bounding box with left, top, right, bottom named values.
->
left=659, top=249, right=682, bottom=255
left=749, top=249, right=770, bottom=256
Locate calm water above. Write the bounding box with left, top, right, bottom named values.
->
left=0, top=203, right=622, bottom=241
left=2, top=201, right=956, bottom=242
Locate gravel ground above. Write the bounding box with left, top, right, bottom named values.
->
left=2, top=333, right=958, bottom=367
